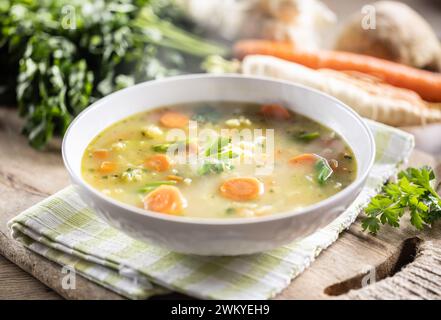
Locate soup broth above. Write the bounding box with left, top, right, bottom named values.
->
left=82, top=102, right=357, bottom=218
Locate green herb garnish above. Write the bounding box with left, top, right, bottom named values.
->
left=152, top=143, right=173, bottom=153
left=197, top=161, right=234, bottom=176
left=362, top=166, right=441, bottom=234
left=203, top=137, right=238, bottom=161
left=204, top=137, right=231, bottom=156
left=225, top=207, right=236, bottom=215
left=138, top=180, right=176, bottom=193
left=205, top=137, right=231, bottom=157
left=218, top=150, right=239, bottom=160
left=152, top=141, right=187, bottom=153
left=315, top=158, right=333, bottom=184
left=296, top=131, right=320, bottom=142
left=197, top=136, right=237, bottom=175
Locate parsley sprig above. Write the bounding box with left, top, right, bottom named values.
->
left=362, top=166, right=441, bottom=234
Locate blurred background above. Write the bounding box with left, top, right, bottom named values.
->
left=324, top=0, right=441, bottom=36
left=323, top=0, right=441, bottom=156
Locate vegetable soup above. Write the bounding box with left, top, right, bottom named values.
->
left=82, top=102, right=357, bottom=218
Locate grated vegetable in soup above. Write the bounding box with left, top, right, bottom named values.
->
left=82, top=102, right=357, bottom=218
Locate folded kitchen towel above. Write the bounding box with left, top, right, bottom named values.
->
left=8, top=120, right=414, bottom=300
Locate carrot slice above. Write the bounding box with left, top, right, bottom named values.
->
left=99, top=161, right=117, bottom=174
left=93, top=149, right=110, bottom=159
left=289, top=153, right=319, bottom=165
left=261, top=104, right=291, bottom=120
left=167, top=175, right=184, bottom=182
left=143, top=185, right=187, bottom=215
left=219, top=177, right=264, bottom=201
left=144, top=154, right=171, bottom=172
left=159, top=112, right=189, bottom=128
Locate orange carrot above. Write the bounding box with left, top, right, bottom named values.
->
left=99, top=161, right=117, bottom=174
left=167, top=175, right=184, bottom=182
left=143, top=185, right=187, bottom=215
left=144, top=154, right=171, bottom=172
left=289, top=153, right=319, bottom=165
left=159, top=112, right=189, bottom=128
left=234, top=39, right=441, bottom=102
left=219, top=177, right=264, bottom=201
left=92, top=149, right=110, bottom=159
left=260, top=104, right=291, bottom=120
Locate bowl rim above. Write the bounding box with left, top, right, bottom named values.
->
left=62, top=73, right=376, bottom=226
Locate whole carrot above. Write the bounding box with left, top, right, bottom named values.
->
left=234, top=40, right=441, bottom=102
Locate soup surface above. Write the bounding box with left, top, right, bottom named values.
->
left=82, top=102, right=357, bottom=218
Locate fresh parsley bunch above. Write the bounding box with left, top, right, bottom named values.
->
left=0, top=0, right=225, bottom=149
left=362, top=166, right=441, bottom=234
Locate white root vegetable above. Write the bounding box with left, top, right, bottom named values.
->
left=175, top=0, right=257, bottom=40
left=176, top=0, right=336, bottom=49
left=242, top=55, right=441, bottom=126
left=257, top=0, right=337, bottom=49
left=335, top=1, right=441, bottom=71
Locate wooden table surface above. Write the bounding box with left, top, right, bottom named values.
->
left=1, top=0, right=441, bottom=300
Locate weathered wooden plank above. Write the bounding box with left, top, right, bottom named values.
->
left=0, top=231, right=125, bottom=300
left=0, top=255, right=60, bottom=300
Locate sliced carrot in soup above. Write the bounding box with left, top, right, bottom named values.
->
left=159, top=112, right=189, bottom=128
left=260, top=104, right=291, bottom=120
left=99, top=161, right=117, bottom=174
left=143, top=185, right=187, bottom=214
left=167, top=175, right=184, bottom=182
left=144, top=154, right=171, bottom=172
left=219, top=177, right=264, bottom=201
left=93, top=149, right=110, bottom=159
left=289, top=153, right=319, bottom=165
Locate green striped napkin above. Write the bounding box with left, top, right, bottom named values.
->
left=8, top=120, right=414, bottom=300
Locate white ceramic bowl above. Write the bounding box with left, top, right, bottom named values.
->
left=62, top=74, right=375, bottom=256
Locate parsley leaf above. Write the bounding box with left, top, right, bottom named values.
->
left=361, top=216, right=381, bottom=234
left=362, top=166, right=441, bottom=234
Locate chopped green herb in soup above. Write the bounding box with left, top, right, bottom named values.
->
left=82, top=102, right=357, bottom=218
